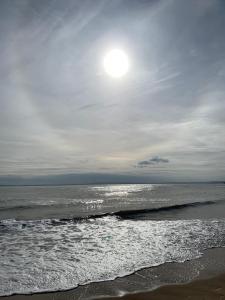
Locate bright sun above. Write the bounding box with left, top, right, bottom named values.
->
left=103, top=49, right=129, bottom=78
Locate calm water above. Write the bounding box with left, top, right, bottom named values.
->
left=0, top=183, right=225, bottom=296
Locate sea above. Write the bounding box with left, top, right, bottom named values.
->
left=1, top=183, right=225, bottom=297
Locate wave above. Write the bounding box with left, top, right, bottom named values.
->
left=60, top=199, right=223, bottom=220
left=114, top=200, right=219, bottom=218
left=1, top=216, right=225, bottom=296
left=0, top=199, right=103, bottom=212
left=0, top=199, right=224, bottom=226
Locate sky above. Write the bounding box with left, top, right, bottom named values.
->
left=0, top=0, right=225, bottom=184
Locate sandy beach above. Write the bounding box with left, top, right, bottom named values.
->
left=1, top=273, right=225, bottom=300
left=105, top=274, right=225, bottom=300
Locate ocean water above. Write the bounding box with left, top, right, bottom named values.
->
left=0, top=183, right=225, bottom=296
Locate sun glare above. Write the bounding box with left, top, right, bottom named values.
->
left=103, top=49, right=129, bottom=78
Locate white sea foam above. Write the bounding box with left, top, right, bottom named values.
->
left=0, top=216, right=225, bottom=296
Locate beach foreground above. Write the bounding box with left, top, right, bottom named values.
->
left=2, top=273, right=225, bottom=300
left=2, top=247, right=225, bottom=300
left=105, top=274, right=225, bottom=300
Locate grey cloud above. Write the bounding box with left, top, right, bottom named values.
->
left=137, top=156, right=169, bottom=168
left=78, top=103, right=99, bottom=111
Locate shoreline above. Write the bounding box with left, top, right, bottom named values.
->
left=2, top=247, right=225, bottom=300
left=2, top=273, right=225, bottom=300
left=102, top=272, right=225, bottom=300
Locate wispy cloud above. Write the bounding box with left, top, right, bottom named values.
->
left=0, top=0, right=225, bottom=182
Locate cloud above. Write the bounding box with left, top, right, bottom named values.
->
left=0, top=0, right=225, bottom=181
left=137, top=156, right=169, bottom=167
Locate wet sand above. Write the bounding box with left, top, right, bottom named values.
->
left=2, top=273, right=225, bottom=300
left=104, top=273, right=225, bottom=300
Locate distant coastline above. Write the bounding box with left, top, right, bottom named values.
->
left=0, top=171, right=224, bottom=187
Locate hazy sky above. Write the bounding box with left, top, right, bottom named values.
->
left=0, top=0, right=225, bottom=183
